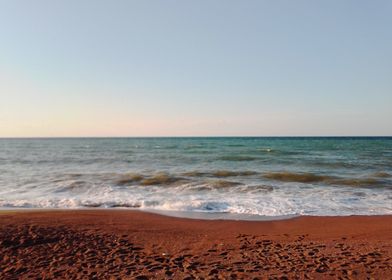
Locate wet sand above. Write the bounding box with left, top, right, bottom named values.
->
left=0, top=210, right=391, bottom=279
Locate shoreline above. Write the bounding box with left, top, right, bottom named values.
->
left=0, top=208, right=300, bottom=221
left=1, top=210, right=391, bottom=279
left=1, top=207, right=390, bottom=221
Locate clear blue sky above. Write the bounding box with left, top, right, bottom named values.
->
left=1, top=0, right=391, bottom=136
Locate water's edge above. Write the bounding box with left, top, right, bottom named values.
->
left=2, top=208, right=392, bottom=222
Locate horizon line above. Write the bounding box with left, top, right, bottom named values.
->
left=1, top=135, right=391, bottom=139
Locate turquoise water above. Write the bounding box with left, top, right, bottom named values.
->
left=0, top=137, right=391, bottom=217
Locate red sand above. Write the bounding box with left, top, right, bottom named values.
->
left=0, top=210, right=391, bottom=279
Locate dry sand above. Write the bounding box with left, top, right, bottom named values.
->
left=0, top=210, right=391, bottom=279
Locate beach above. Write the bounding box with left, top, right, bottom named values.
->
left=1, top=138, right=391, bottom=279
left=1, top=210, right=391, bottom=279
left=2, top=0, right=392, bottom=277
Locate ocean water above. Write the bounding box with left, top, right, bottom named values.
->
left=0, top=137, right=391, bottom=219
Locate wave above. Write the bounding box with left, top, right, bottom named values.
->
left=65, top=173, right=84, bottom=178
left=115, top=173, right=144, bottom=186
left=263, top=172, right=331, bottom=183
left=334, top=178, right=387, bottom=188
left=372, top=172, right=391, bottom=178
left=1, top=181, right=391, bottom=217
left=115, top=172, right=187, bottom=186
left=182, top=171, right=208, bottom=177
left=185, top=180, right=244, bottom=191
left=218, top=155, right=259, bottom=161
left=81, top=202, right=141, bottom=208
left=186, top=181, right=274, bottom=192
left=247, top=185, right=274, bottom=192
left=210, top=180, right=243, bottom=188
left=211, top=170, right=257, bottom=177
left=54, top=181, right=88, bottom=193
left=182, top=170, right=257, bottom=178
left=107, top=170, right=259, bottom=188
left=139, top=173, right=186, bottom=186
left=263, top=171, right=390, bottom=188
left=52, top=170, right=391, bottom=190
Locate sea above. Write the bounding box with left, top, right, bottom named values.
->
left=0, top=137, right=391, bottom=219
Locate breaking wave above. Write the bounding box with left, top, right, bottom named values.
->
left=183, top=170, right=257, bottom=178
left=115, top=172, right=187, bottom=186
left=263, top=171, right=391, bottom=188
left=263, top=172, right=331, bottom=183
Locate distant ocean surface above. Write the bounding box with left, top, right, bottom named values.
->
left=0, top=137, right=391, bottom=219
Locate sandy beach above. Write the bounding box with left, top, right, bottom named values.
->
left=0, top=210, right=391, bottom=279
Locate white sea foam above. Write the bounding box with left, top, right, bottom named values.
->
left=1, top=181, right=391, bottom=217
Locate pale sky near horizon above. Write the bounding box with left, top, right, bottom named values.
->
left=0, top=1, right=391, bottom=137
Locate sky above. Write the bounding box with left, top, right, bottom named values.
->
left=0, top=0, right=391, bottom=137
